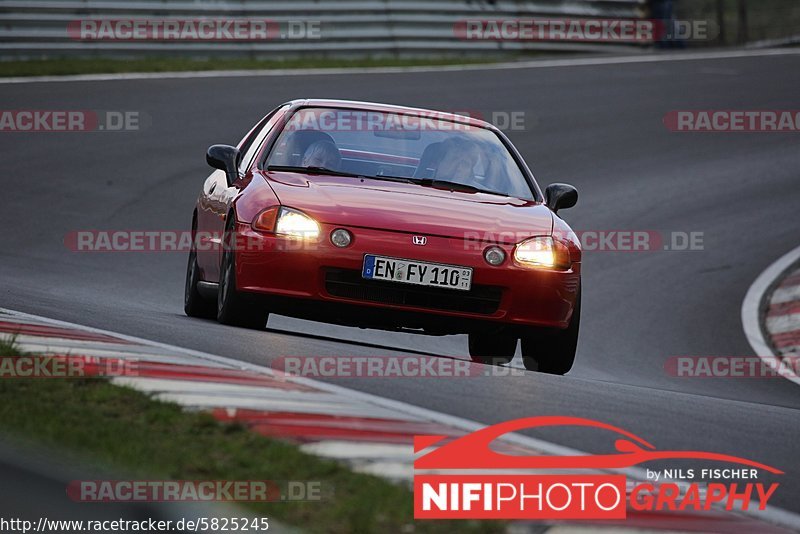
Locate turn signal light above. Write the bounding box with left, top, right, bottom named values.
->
left=251, top=206, right=279, bottom=232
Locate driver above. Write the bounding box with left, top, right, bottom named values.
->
left=301, top=140, right=342, bottom=170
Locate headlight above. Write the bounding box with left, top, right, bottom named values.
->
left=252, top=206, right=320, bottom=240
left=275, top=207, right=320, bottom=239
left=514, top=236, right=570, bottom=269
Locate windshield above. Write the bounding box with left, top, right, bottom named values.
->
left=263, top=107, right=535, bottom=200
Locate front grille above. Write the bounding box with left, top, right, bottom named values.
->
left=324, top=268, right=502, bottom=315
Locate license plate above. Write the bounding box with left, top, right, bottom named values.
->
left=362, top=255, right=473, bottom=291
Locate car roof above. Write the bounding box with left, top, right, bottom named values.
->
left=282, top=99, right=498, bottom=131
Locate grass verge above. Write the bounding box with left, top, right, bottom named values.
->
left=0, top=338, right=502, bottom=533
left=0, top=56, right=504, bottom=77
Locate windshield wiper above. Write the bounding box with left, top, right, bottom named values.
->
left=268, top=165, right=419, bottom=184
left=417, top=178, right=508, bottom=197
left=363, top=174, right=416, bottom=184
left=266, top=166, right=504, bottom=196
left=266, top=165, right=365, bottom=178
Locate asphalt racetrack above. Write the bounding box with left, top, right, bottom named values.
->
left=2, top=51, right=799, bottom=511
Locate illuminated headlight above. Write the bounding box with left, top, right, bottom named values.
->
left=483, top=246, right=506, bottom=266
left=275, top=207, right=320, bottom=239
left=514, top=236, right=564, bottom=268
left=330, top=228, right=352, bottom=248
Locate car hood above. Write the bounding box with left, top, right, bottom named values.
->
left=260, top=171, right=553, bottom=242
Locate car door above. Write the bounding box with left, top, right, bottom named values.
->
left=195, top=105, right=288, bottom=281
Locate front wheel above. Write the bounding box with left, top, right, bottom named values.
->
left=217, top=224, right=269, bottom=330
left=468, top=331, right=517, bottom=365
left=520, top=291, right=580, bottom=375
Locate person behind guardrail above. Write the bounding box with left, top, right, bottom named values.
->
left=649, top=0, right=686, bottom=48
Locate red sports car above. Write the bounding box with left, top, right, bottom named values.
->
left=185, top=100, right=581, bottom=374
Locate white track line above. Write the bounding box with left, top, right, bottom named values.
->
left=2, top=306, right=799, bottom=531
left=741, top=244, right=800, bottom=388
left=1, top=48, right=800, bottom=84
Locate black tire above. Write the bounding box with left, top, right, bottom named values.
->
left=521, top=291, right=581, bottom=375
left=468, top=331, right=517, bottom=365
left=217, top=220, right=269, bottom=329
left=184, top=245, right=216, bottom=319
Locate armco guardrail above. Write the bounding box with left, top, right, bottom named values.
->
left=0, top=0, right=648, bottom=60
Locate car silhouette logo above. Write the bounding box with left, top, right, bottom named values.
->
left=413, top=416, right=784, bottom=472
left=412, top=236, right=427, bottom=246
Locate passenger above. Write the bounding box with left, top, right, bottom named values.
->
left=302, top=140, right=342, bottom=170
left=435, top=137, right=479, bottom=183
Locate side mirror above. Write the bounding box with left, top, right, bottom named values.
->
left=544, top=183, right=578, bottom=213
left=206, top=144, right=241, bottom=187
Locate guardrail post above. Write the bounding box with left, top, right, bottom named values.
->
left=715, top=0, right=726, bottom=45
left=737, top=0, right=749, bottom=44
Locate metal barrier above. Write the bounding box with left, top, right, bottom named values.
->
left=677, top=0, right=800, bottom=48
left=0, top=0, right=648, bottom=59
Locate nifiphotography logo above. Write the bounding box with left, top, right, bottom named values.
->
left=413, top=417, right=782, bottom=520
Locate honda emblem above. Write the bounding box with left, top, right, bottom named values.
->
left=412, top=236, right=427, bottom=246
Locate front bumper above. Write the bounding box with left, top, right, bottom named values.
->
left=234, top=222, right=580, bottom=333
